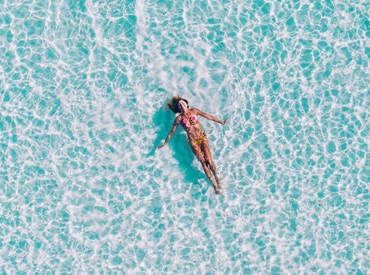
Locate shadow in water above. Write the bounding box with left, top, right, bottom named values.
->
left=149, top=99, right=208, bottom=192
left=146, top=98, right=172, bottom=158
left=169, top=133, right=207, bottom=189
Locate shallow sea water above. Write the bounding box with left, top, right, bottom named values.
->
left=1, top=0, right=370, bottom=273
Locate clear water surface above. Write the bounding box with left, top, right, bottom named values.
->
left=1, top=0, right=369, bottom=273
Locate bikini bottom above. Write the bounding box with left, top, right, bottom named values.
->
left=187, top=132, right=207, bottom=145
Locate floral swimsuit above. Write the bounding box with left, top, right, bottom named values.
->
left=180, top=114, right=206, bottom=145
left=180, top=114, right=199, bottom=131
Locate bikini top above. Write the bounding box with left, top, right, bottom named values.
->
left=180, top=114, right=199, bottom=131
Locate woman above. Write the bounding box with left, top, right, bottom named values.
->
left=157, top=95, right=229, bottom=195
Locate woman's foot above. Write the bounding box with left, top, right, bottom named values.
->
left=211, top=179, right=220, bottom=195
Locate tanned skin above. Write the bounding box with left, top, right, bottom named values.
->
left=157, top=100, right=229, bottom=195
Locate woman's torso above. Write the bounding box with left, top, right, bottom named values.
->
left=178, top=109, right=203, bottom=140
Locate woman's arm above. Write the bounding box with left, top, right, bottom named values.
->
left=195, top=108, right=229, bottom=125
left=156, top=117, right=180, bottom=149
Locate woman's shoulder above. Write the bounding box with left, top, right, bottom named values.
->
left=175, top=113, right=184, bottom=121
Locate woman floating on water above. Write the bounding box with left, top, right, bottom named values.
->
left=157, top=95, right=229, bottom=195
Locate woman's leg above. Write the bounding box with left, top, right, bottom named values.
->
left=189, top=141, right=220, bottom=195
left=201, top=137, right=222, bottom=188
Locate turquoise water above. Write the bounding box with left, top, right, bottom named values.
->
left=1, top=0, right=369, bottom=273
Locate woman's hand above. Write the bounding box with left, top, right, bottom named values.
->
left=156, top=143, right=166, bottom=149
left=222, top=118, right=230, bottom=125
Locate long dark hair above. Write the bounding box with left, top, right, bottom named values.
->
left=166, top=95, right=189, bottom=113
